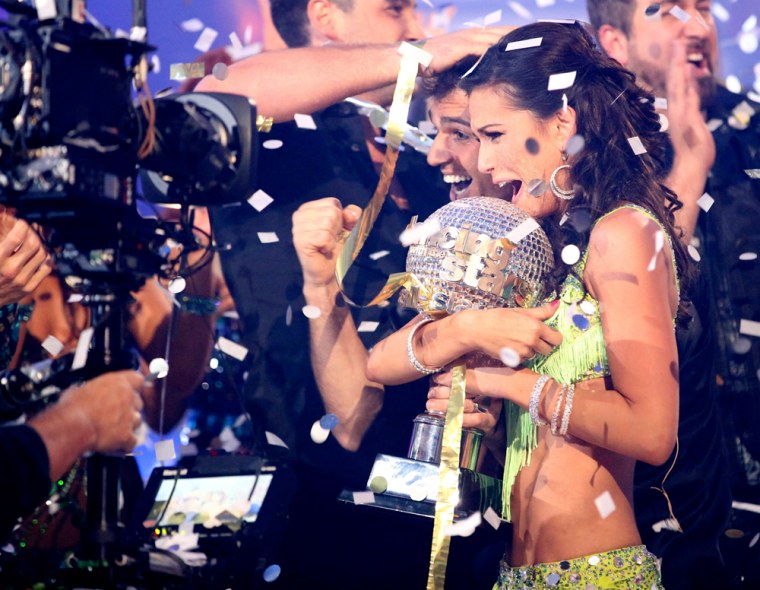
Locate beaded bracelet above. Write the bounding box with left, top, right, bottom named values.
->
left=559, top=382, right=575, bottom=436
left=406, top=317, right=442, bottom=375
left=177, top=295, right=219, bottom=316
left=529, top=375, right=551, bottom=426
left=550, top=384, right=567, bottom=435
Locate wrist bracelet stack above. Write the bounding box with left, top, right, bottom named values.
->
left=529, top=375, right=551, bottom=426
left=407, top=317, right=442, bottom=375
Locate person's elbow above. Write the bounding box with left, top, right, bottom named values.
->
left=636, top=425, right=677, bottom=466
left=194, top=75, right=221, bottom=93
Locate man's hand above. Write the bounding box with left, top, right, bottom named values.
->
left=292, top=197, right=361, bottom=288
left=421, top=26, right=516, bottom=76
left=0, top=218, right=52, bottom=306
left=426, top=370, right=502, bottom=433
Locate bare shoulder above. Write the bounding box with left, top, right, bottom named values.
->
left=587, top=206, right=664, bottom=268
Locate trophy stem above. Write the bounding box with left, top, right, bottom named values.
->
left=407, top=411, right=483, bottom=470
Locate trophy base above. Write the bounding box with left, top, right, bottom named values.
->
left=338, top=453, right=502, bottom=520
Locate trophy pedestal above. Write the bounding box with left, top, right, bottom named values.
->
left=338, top=453, right=502, bottom=519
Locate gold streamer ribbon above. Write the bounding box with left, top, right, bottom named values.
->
left=427, top=363, right=466, bottom=590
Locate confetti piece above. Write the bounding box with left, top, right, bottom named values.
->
left=170, top=63, right=205, bottom=81
left=742, top=14, right=757, bottom=33
left=627, top=136, right=647, bottom=155
left=580, top=301, right=596, bottom=315
left=504, top=37, right=544, bottom=51
left=536, top=0, right=555, bottom=7
left=668, top=6, right=690, bottom=22
left=418, top=121, right=436, bottom=135
left=310, top=420, right=330, bottom=444
left=155, top=439, right=176, bottom=462
left=357, top=321, right=380, bottom=332
left=285, top=305, right=293, bottom=326
left=180, top=18, right=204, bottom=32
left=527, top=179, right=546, bottom=196
left=652, top=517, right=681, bottom=533
left=750, top=533, right=760, bottom=548
left=71, top=327, right=94, bottom=370
left=499, top=347, right=520, bottom=368
left=595, top=491, right=616, bottom=519
left=36, top=0, right=57, bottom=20
left=194, top=27, right=218, bottom=52
left=740, top=319, right=760, bottom=338
left=400, top=218, right=441, bottom=247
left=508, top=1, right=533, bottom=20
left=658, top=113, right=669, bottom=132
left=294, top=113, right=317, bottom=130
left=217, top=337, right=248, bottom=360
left=229, top=31, right=243, bottom=50
left=369, top=476, right=388, bottom=493
left=745, top=170, right=760, bottom=179
left=320, top=413, right=339, bottom=430
left=263, top=564, right=281, bottom=583
left=41, top=335, right=64, bottom=357
left=697, top=192, right=715, bottom=212
left=68, top=293, right=84, bottom=303
left=302, top=305, right=322, bottom=319
left=483, top=506, right=501, bottom=530
left=248, top=189, right=274, bottom=212
left=212, top=62, right=229, bottom=81
left=262, top=139, right=284, bottom=150
left=654, top=97, right=668, bottom=110
left=168, top=277, right=186, bottom=294
left=547, top=71, right=576, bottom=91
left=561, top=244, right=581, bottom=265
left=739, top=252, right=758, bottom=261
left=265, top=431, right=289, bottom=448
left=566, top=134, right=585, bottom=156
left=443, top=511, right=481, bottom=537
left=711, top=3, right=730, bottom=23
left=707, top=119, right=723, bottom=132
left=409, top=483, right=428, bottom=502
left=732, top=338, right=752, bottom=355
left=398, top=41, right=434, bottom=69
left=352, top=490, right=375, bottom=505
left=537, top=18, right=576, bottom=24
left=257, top=232, right=279, bottom=244
left=149, top=357, right=170, bottom=379
left=505, top=218, right=540, bottom=244
left=219, top=425, right=242, bottom=452
left=726, top=75, right=743, bottom=96
left=150, top=55, right=161, bottom=74
left=483, top=10, right=502, bottom=26
left=687, top=244, right=701, bottom=262
left=369, top=250, right=390, bottom=261
left=644, top=4, right=661, bottom=19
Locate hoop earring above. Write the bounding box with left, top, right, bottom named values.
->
left=550, top=152, right=575, bottom=201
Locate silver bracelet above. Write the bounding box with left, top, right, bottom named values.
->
left=407, top=316, right=442, bottom=375
left=550, top=384, right=567, bottom=435
left=529, top=375, right=551, bottom=426
left=559, top=383, right=575, bottom=436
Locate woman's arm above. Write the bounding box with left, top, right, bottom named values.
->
left=430, top=208, right=680, bottom=466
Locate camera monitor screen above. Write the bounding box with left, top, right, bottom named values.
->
left=142, top=472, right=273, bottom=531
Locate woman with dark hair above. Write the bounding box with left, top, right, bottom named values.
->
left=366, top=22, right=691, bottom=588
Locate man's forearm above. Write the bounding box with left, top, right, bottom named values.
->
left=304, top=281, right=384, bottom=452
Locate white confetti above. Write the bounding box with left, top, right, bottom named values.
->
left=302, top=305, right=322, bottom=319
left=399, top=218, right=441, bottom=247
left=565, top=134, right=585, bottom=156
left=262, top=139, right=284, bottom=150
left=658, top=113, right=669, bottom=132
left=707, top=118, right=724, bottom=132
left=352, top=491, right=375, bottom=505
left=711, top=3, right=730, bottom=23
left=265, top=431, right=289, bottom=448
left=443, top=511, right=481, bottom=537
left=561, top=244, right=581, bottom=265
left=310, top=420, right=330, bottom=444
left=194, top=27, right=218, bottom=53
left=483, top=10, right=502, bottom=26
left=507, top=1, right=533, bottom=20
left=155, top=439, right=177, bottom=462
left=627, top=136, right=647, bottom=155
left=740, top=319, right=760, bottom=338
left=219, top=425, right=241, bottom=452
left=212, top=62, right=228, bottom=81
left=418, top=120, right=436, bottom=135
left=726, top=75, right=742, bottom=95
left=536, top=0, right=555, bottom=7
left=505, top=37, right=542, bottom=52
left=398, top=41, right=434, bottom=69
left=697, top=192, right=715, bottom=212
left=67, top=293, right=84, bottom=303
left=652, top=517, right=681, bottom=533
left=654, top=97, right=668, bottom=110
left=244, top=25, right=253, bottom=44
left=739, top=252, right=758, bottom=261
left=594, top=490, right=616, bottom=519
left=262, top=564, right=281, bottom=583
left=580, top=300, right=596, bottom=315
left=483, top=506, right=502, bottom=530
left=499, top=347, right=520, bottom=368
left=71, top=327, right=94, bottom=370
left=294, top=113, right=317, bottom=130
left=150, top=54, right=161, bottom=74
left=229, top=31, right=243, bottom=50
left=409, top=483, right=429, bottom=502
left=739, top=32, right=759, bottom=55
left=357, top=321, right=380, bottom=333
left=668, top=6, right=691, bottom=23
left=248, top=189, right=274, bottom=212
left=750, top=533, right=760, bottom=548
left=168, top=276, right=186, bottom=294
left=41, top=335, right=64, bottom=357
left=742, top=14, right=757, bottom=33
left=35, top=0, right=57, bottom=20
left=257, top=232, right=279, bottom=244
left=149, top=357, right=170, bottom=379
left=547, top=71, right=577, bottom=91
left=687, top=244, right=701, bottom=262
left=180, top=18, right=204, bottom=32
left=505, top=218, right=540, bottom=244
left=216, top=337, right=248, bottom=361
left=369, top=250, right=390, bottom=261
left=285, top=305, right=293, bottom=326
left=745, top=169, right=760, bottom=179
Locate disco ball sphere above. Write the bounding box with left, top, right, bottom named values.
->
left=403, top=197, right=554, bottom=314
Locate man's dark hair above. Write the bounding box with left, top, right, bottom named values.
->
left=587, top=0, right=636, bottom=36
left=422, top=55, right=479, bottom=101
left=270, top=0, right=355, bottom=48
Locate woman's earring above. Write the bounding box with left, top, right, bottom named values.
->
left=550, top=152, right=575, bottom=201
